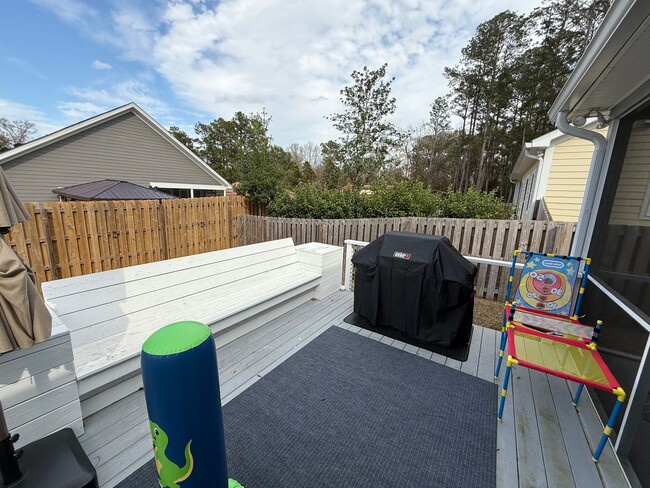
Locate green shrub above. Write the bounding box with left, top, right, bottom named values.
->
left=440, top=186, right=515, bottom=219
left=268, top=181, right=513, bottom=220
left=361, top=179, right=442, bottom=218
left=269, top=185, right=364, bottom=219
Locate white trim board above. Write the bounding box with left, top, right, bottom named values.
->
left=149, top=182, right=227, bottom=191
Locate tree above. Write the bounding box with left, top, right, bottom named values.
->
left=327, top=63, right=402, bottom=187
left=192, top=110, right=291, bottom=203
left=194, top=111, right=271, bottom=183
left=445, top=11, right=528, bottom=192
left=429, top=97, right=451, bottom=136
left=440, top=1, right=610, bottom=198
left=169, top=126, right=199, bottom=154
left=0, top=118, right=36, bottom=150
left=288, top=142, right=322, bottom=167
left=301, top=162, right=317, bottom=184
left=237, top=144, right=289, bottom=204
left=414, top=97, right=454, bottom=189
left=320, top=140, right=343, bottom=189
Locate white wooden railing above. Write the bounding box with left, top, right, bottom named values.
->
left=342, top=239, right=524, bottom=292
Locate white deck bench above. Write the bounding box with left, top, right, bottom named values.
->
left=0, top=317, right=84, bottom=448
left=42, top=238, right=342, bottom=417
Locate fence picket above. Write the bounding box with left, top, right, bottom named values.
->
left=235, top=216, right=575, bottom=300
left=10, top=201, right=576, bottom=303
left=8, top=196, right=251, bottom=291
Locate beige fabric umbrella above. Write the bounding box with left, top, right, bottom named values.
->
left=0, top=169, right=29, bottom=228
left=0, top=168, right=51, bottom=353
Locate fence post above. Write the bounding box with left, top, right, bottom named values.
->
left=37, top=202, right=59, bottom=282
left=227, top=199, right=234, bottom=247
left=158, top=199, right=169, bottom=261
left=343, top=242, right=353, bottom=291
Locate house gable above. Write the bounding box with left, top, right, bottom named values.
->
left=0, top=105, right=229, bottom=202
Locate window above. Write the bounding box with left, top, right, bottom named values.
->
left=158, top=187, right=191, bottom=198
left=150, top=182, right=226, bottom=198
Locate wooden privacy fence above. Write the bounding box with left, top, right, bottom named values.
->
left=237, top=216, right=577, bottom=300
left=5, top=196, right=260, bottom=291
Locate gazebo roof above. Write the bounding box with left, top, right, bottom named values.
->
left=52, top=179, right=177, bottom=201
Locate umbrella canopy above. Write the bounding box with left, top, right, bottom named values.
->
left=0, top=168, right=51, bottom=353
left=0, top=169, right=29, bottom=229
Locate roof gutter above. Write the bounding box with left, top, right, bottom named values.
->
left=555, top=111, right=608, bottom=255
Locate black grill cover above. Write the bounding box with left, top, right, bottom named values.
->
left=352, top=231, right=477, bottom=347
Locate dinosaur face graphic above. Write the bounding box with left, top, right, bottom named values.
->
left=151, top=421, right=168, bottom=451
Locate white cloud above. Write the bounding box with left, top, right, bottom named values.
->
left=138, top=0, right=542, bottom=145
left=58, top=79, right=181, bottom=127
left=91, top=60, right=112, bottom=70
left=42, top=0, right=544, bottom=145
left=0, top=99, right=62, bottom=136
left=57, top=101, right=106, bottom=119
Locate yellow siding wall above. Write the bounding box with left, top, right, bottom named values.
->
left=609, top=122, right=650, bottom=226
left=545, top=128, right=608, bottom=222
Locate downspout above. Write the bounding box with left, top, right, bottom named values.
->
left=523, top=148, right=544, bottom=219
left=555, top=111, right=608, bottom=256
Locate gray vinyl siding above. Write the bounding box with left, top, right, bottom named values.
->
left=2, top=113, right=222, bottom=202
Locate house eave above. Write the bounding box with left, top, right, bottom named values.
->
left=549, top=0, right=650, bottom=122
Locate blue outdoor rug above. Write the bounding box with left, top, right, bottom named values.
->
left=118, top=326, right=497, bottom=487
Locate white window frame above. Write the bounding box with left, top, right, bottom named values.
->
left=149, top=182, right=227, bottom=198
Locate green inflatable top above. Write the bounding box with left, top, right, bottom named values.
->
left=142, top=321, right=211, bottom=356
left=229, top=479, right=244, bottom=488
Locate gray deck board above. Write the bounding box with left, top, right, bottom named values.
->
left=477, top=327, right=497, bottom=382
left=513, top=367, right=549, bottom=488
left=530, top=371, right=576, bottom=488
left=549, top=377, right=607, bottom=488
left=80, top=291, right=629, bottom=488
left=566, top=382, right=631, bottom=488
left=415, top=348, right=433, bottom=360
left=460, top=325, right=483, bottom=376
left=496, top=361, right=519, bottom=488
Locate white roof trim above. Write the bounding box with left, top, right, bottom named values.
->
left=150, top=182, right=227, bottom=191
left=549, top=0, right=650, bottom=121
left=0, top=103, right=231, bottom=189
left=511, top=120, right=599, bottom=180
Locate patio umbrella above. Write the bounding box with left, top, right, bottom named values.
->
left=0, top=168, right=51, bottom=354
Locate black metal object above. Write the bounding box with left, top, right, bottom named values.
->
left=352, top=231, right=476, bottom=347
left=1, top=401, right=97, bottom=488
left=1, top=427, right=98, bottom=488
left=0, top=401, right=21, bottom=486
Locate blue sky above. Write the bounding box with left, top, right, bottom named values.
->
left=1, top=0, right=540, bottom=147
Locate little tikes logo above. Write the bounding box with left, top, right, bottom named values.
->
left=393, top=251, right=412, bottom=260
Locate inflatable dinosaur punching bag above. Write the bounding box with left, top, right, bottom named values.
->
left=141, top=321, right=242, bottom=488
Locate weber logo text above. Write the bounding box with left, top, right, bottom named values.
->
left=393, top=251, right=412, bottom=260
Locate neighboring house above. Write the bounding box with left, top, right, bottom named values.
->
left=0, top=103, right=230, bottom=202
left=511, top=120, right=608, bottom=221
left=549, top=1, right=650, bottom=485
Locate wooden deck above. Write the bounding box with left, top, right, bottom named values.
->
left=79, top=291, right=630, bottom=487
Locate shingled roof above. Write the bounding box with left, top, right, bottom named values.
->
left=52, top=180, right=177, bottom=201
